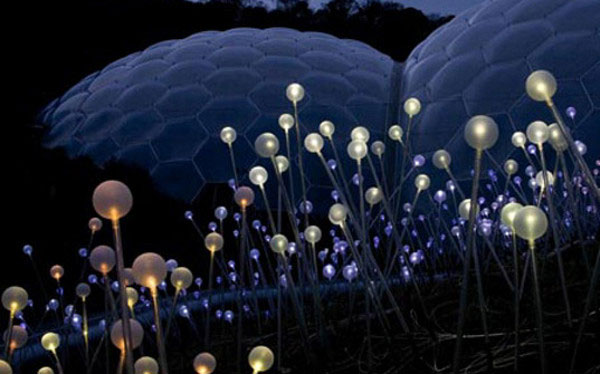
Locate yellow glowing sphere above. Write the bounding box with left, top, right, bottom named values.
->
left=135, top=356, right=159, bottom=374
left=0, top=361, right=11, bottom=374
left=304, top=133, right=324, bottom=153
left=458, top=199, right=479, bottom=221
left=432, top=149, right=451, bottom=169
left=110, top=318, right=144, bottom=350
left=193, top=352, right=217, bottom=374
left=204, top=232, right=224, bottom=253
left=350, top=126, right=370, bottom=142
left=464, top=115, right=499, bottom=151
left=1, top=287, right=28, bottom=312
left=92, top=180, right=133, bottom=220
left=220, top=126, right=237, bottom=145
left=365, top=187, right=383, bottom=206
left=41, top=332, right=60, bottom=352
left=414, top=174, right=430, bottom=191
left=88, top=217, right=103, bottom=232
left=286, top=83, right=305, bottom=102
left=548, top=123, right=568, bottom=152
left=304, top=226, right=322, bottom=244
left=37, top=367, right=53, bottom=374
left=403, top=97, right=421, bottom=116
left=249, top=166, right=269, bottom=186
left=504, top=159, right=519, bottom=175
left=526, top=70, right=557, bottom=102
left=90, top=245, right=116, bottom=275
left=50, top=265, right=64, bottom=281
left=3, top=325, right=28, bottom=349
left=275, top=155, right=289, bottom=173
left=513, top=205, right=548, bottom=242
left=388, top=125, right=403, bottom=141
left=234, top=186, right=255, bottom=208
left=255, top=133, right=280, bottom=158
left=126, top=287, right=139, bottom=307
left=132, top=252, right=167, bottom=289
left=75, top=283, right=91, bottom=299
left=370, top=141, right=385, bottom=157
left=269, top=234, right=288, bottom=254
left=170, top=267, right=193, bottom=290
left=319, top=121, right=335, bottom=138
left=278, top=114, right=294, bottom=131
left=511, top=131, right=527, bottom=148
left=501, top=202, right=523, bottom=228
left=535, top=171, right=555, bottom=189
left=248, top=345, right=274, bottom=373
left=328, top=204, right=347, bottom=225
left=347, top=140, right=367, bottom=161
left=526, top=121, right=549, bottom=145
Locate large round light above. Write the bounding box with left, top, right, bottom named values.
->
left=513, top=206, right=548, bottom=242
left=92, top=180, right=133, bottom=220
left=234, top=186, right=255, bottom=208
left=89, top=245, right=116, bottom=275
left=110, top=318, right=144, bottom=350
left=2, top=287, right=28, bottom=312
left=548, top=123, right=568, bottom=152
left=204, top=232, right=224, bottom=253
left=432, top=149, right=451, bottom=169
left=286, top=83, right=305, bottom=102
left=0, top=360, right=12, bottom=374
left=458, top=199, right=479, bottom=220
left=304, top=133, right=324, bottom=153
left=255, top=133, right=280, bottom=158
left=388, top=125, right=403, bottom=141
left=170, top=267, right=193, bottom=290
left=319, top=121, right=335, bottom=138
left=501, top=202, right=523, bottom=228
left=278, top=114, right=294, bottom=131
left=526, top=70, right=557, bottom=102
left=347, top=140, right=367, bottom=161
left=132, top=253, right=167, bottom=289
left=135, top=356, right=159, bottom=374
left=41, top=332, right=60, bottom=352
left=535, top=171, right=555, bottom=189
left=350, top=126, right=370, bottom=142
left=511, top=131, right=527, bottom=148
left=304, top=226, right=322, bottom=244
left=415, top=174, right=430, bottom=191
left=220, top=126, right=237, bottom=145
left=248, top=346, right=274, bottom=373
left=3, top=325, right=28, bottom=349
left=403, top=97, right=421, bottom=116
left=504, top=159, right=519, bottom=175
left=249, top=166, right=269, bottom=186
left=526, top=121, right=549, bottom=145
left=328, top=204, right=347, bottom=225
left=269, top=234, right=288, bottom=254
left=194, top=352, right=217, bottom=374
left=275, top=155, right=289, bottom=173
left=464, top=115, right=498, bottom=151
left=365, top=187, right=383, bottom=205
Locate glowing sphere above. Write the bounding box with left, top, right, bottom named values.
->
left=205, top=232, right=224, bottom=252
left=464, top=115, right=498, bottom=151
left=90, top=245, right=116, bottom=274
left=123, top=268, right=135, bottom=286
left=575, top=140, right=587, bottom=155
left=219, top=126, right=237, bottom=145
left=248, top=346, right=274, bottom=373
left=249, top=166, right=269, bottom=186
left=526, top=70, right=557, bottom=102
left=458, top=199, right=479, bottom=220
left=432, top=149, right=451, bottom=169
left=269, top=234, right=288, bottom=254
left=41, top=332, right=60, bottom=352
left=255, top=133, right=280, bottom=158
left=171, top=267, right=193, bottom=290
left=504, top=159, right=518, bottom=175
left=319, top=121, right=335, bottom=138
left=350, top=126, right=370, bottom=142
left=548, top=123, right=568, bottom=152
left=535, top=171, right=555, bottom=189
left=2, top=287, right=28, bottom=313
left=135, top=356, right=159, bottom=374
left=304, top=133, right=324, bottom=153
left=513, top=205, right=548, bottom=242
left=501, top=202, right=523, bottom=228
left=526, top=121, right=549, bottom=145
left=49, top=265, right=64, bottom=281
left=365, top=187, right=383, bottom=205
left=234, top=186, right=255, bottom=208
left=511, top=132, right=527, bottom=148
left=75, top=283, right=91, bottom=299
left=92, top=180, right=133, bottom=220
left=0, top=361, right=11, bottom=374
left=3, top=325, right=28, bottom=349
left=414, top=174, right=430, bottom=191
left=403, top=97, right=421, bottom=116
left=304, top=226, right=322, bottom=244
left=132, top=253, right=167, bottom=289
left=275, top=156, right=289, bottom=173
left=126, top=287, right=139, bottom=308
left=286, top=83, right=305, bottom=102
left=370, top=141, right=385, bottom=157
left=193, top=352, right=217, bottom=374
left=38, top=367, right=53, bottom=374
left=347, top=140, right=367, bottom=161
left=328, top=204, right=347, bottom=225
left=278, top=114, right=294, bottom=131
left=388, top=125, right=403, bottom=141
left=110, top=318, right=144, bottom=350
left=88, top=217, right=103, bottom=232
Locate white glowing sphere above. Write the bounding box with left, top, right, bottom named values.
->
left=347, top=140, right=367, bottom=160
left=432, top=149, right=451, bottom=169
left=526, top=70, right=557, bottom=102
left=319, top=121, right=335, bottom=138
left=170, top=267, right=193, bottom=290
left=304, top=133, right=324, bottom=153
left=459, top=199, right=479, bottom=220
left=328, top=204, right=347, bottom=225
left=135, top=356, right=159, bottom=374
left=278, top=114, right=294, bottom=131
left=248, top=346, right=274, bottom=373
left=365, top=187, right=383, bottom=205
left=464, top=115, right=499, bottom=151
left=255, top=133, right=280, bottom=158
left=370, top=141, right=385, bottom=157
left=415, top=174, right=430, bottom=191
left=501, top=202, right=523, bottom=228
left=269, top=234, right=289, bottom=254
left=204, top=232, right=224, bottom=252
left=350, top=126, right=370, bottom=142
left=548, top=123, right=568, bottom=152
left=304, top=226, right=322, bottom=244
left=526, top=121, right=549, bottom=145
left=511, top=131, right=527, bottom=148
left=504, top=159, right=519, bottom=175
left=249, top=166, right=269, bottom=186
left=194, top=352, right=217, bottom=374
left=37, top=367, right=53, bottom=374
left=132, top=252, right=167, bottom=289
left=535, top=171, right=555, bottom=189
left=92, top=180, right=133, bottom=220
left=220, top=126, right=237, bottom=145
left=286, top=83, right=305, bottom=102
left=514, top=205, right=548, bottom=242
left=388, top=125, right=403, bottom=141
left=110, top=318, right=144, bottom=350
left=404, top=97, right=421, bottom=116
left=275, top=155, right=289, bottom=173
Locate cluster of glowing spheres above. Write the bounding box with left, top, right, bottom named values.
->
left=414, top=174, right=430, bottom=191
left=41, top=332, right=60, bottom=352
left=249, top=166, right=269, bottom=186
left=285, top=83, right=305, bottom=103
left=110, top=318, right=144, bottom=350
left=194, top=352, right=217, bottom=374
left=220, top=127, right=237, bottom=145
left=526, top=121, right=549, bottom=145
left=234, top=186, right=255, bottom=208
left=525, top=70, right=557, bottom=102
left=304, top=133, right=324, bottom=153
left=89, top=245, right=116, bottom=275
left=171, top=267, right=193, bottom=290
left=464, top=115, right=499, bottom=151
left=513, top=206, right=549, bottom=243
left=134, top=356, right=159, bottom=374
left=269, top=234, right=289, bottom=254
left=1, top=286, right=28, bottom=313
left=432, top=149, right=451, bottom=169
left=248, top=346, right=274, bottom=373
left=319, top=121, right=335, bottom=138
left=328, top=204, right=347, bottom=225
left=92, top=180, right=133, bottom=220
left=204, top=232, right=224, bottom=252
left=132, top=253, right=167, bottom=289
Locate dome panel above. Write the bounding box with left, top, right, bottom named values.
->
left=152, top=161, right=205, bottom=201
left=152, top=117, right=208, bottom=161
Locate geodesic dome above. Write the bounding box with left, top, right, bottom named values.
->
left=40, top=28, right=396, bottom=201
left=400, top=0, right=600, bottom=179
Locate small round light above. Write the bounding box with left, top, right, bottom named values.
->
left=511, top=131, right=527, bottom=148
left=404, top=97, right=421, bottom=116
left=126, top=287, right=138, bottom=308
left=370, top=141, right=385, bottom=157
left=248, top=345, right=274, bottom=373
left=270, top=234, right=289, bottom=254
left=350, top=126, right=370, bottom=142
left=88, top=217, right=103, bottom=232
left=249, top=166, right=269, bottom=186
left=194, top=352, right=217, bottom=374
left=432, top=149, right=451, bottom=169
left=526, top=121, right=549, bottom=145
left=501, top=202, right=523, bottom=228
left=513, top=205, right=548, bottom=242
left=464, top=115, right=499, bottom=151
left=535, top=171, right=555, bottom=189
left=204, top=232, right=224, bottom=253
left=275, top=155, right=289, bottom=173
left=50, top=265, right=64, bottom=281
left=458, top=199, right=479, bottom=220
left=504, top=159, right=519, bottom=175
left=132, top=253, right=167, bottom=289
left=304, top=133, right=324, bottom=153
left=75, top=283, right=91, bottom=299
left=526, top=70, right=557, bottom=102
left=548, top=123, right=568, bottom=152
left=110, top=318, right=144, bottom=350
left=234, top=186, right=255, bottom=208
left=135, top=356, right=159, bottom=374
left=220, top=126, right=237, bottom=145
left=170, top=267, right=193, bottom=290
left=388, top=125, right=403, bottom=141
left=347, top=140, right=367, bottom=161
left=90, top=245, right=116, bottom=275
left=255, top=133, right=280, bottom=158
left=365, top=187, right=383, bottom=205
left=319, top=121, right=335, bottom=138
left=41, top=332, right=60, bottom=352
left=286, top=83, right=305, bottom=102
left=93, top=180, right=133, bottom=220
left=328, top=204, right=347, bottom=225
left=304, top=226, right=322, bottom=244
left=278, top=114, right=294, bottom=131
left=415, top=174, right=430, bottom=191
